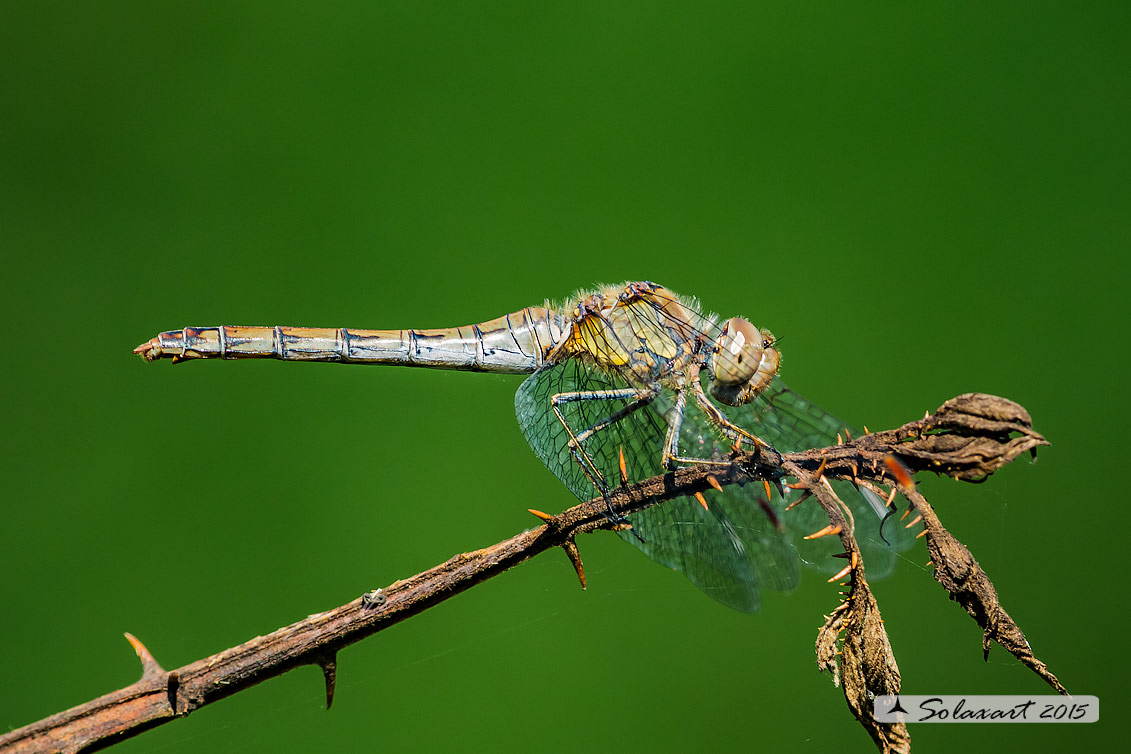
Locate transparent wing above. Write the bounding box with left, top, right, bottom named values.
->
left=722, top=376, right=919, bottom=578
left=515, top=359, right=800, bottom=612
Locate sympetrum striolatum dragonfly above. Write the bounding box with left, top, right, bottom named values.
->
left=135, top=281, right=913, bottom=611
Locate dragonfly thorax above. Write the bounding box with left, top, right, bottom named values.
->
left=553, top=284, right=701, bottom=383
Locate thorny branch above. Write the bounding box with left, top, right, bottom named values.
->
left=0, top=394, right=1060, bottom=754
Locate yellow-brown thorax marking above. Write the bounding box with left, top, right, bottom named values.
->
left=553, top=284, right=704, bottom=387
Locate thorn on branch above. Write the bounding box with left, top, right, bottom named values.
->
left=804, top=524, right=842, bottom=540
left=884, top=486, right=897, bottom=508
left=562, top=538, right=586, bottom=590
left=814, top=457, right=827, bottom=481
left=784, top=489, right=811, bottom=511
left=124, top=631, right=165, bottom=681
left=319, top=654, right=338, bottom=710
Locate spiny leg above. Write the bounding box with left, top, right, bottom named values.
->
left=661, top=384, right=789, bottom=526
left=690, top=376, right=767, bottom=451
left=660, top=387, right=736, bottom=471
left=691, top=378, right=793, bottom=522
left=550, top=387, right=656, bottom=530
left=551, top=387, right=648, bottom=490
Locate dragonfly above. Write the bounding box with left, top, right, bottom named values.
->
left=135, top=281, right=914, bottom=612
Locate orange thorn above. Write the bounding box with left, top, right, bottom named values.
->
left=762, top=479, right=772, bottom=502
left=563, top=538, right=586, bottom=590
left=124, top=632, right=164, bottom=680
left=863, top=425, right=870, bottom=435
left=827, top=563, right=853, bottom=583
left=905, top=514, right=923, bottom=529
left=731, top=436, right=742, bottom=453
left=706, top=474, right=723, bottom=493
left=804, top=524, right=842, bottom=540
left=785, top=480, right=808, bottom=490
left=836, top=432, right=843, bottom=446
left=785, top=489, right=812, bottom=510
left=924, top=409, right=931, bottom=420
left=814, top=458, right=827, bottom=480
left=617, top=446, right=628, bottom=486
left=883, top=455, right=915, bottom=490
left=694, top=491, right=709, bottom=511
left=916, top=528, right=929, bottom=539
left=528, top=509, right=554, bottom=522
left=844, top=427, right=852, bottom=441
left=850, top=551, right=859, bottom=569
left=900, top=506, right=912, bottom=521
left=885, top=487, right=898, bottom=509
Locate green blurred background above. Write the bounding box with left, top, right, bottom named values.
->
left=1, top=2, right=1124, bottom=751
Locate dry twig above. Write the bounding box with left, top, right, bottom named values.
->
left=0, top=394, right=1059, bottom=754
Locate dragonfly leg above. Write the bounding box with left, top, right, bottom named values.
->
left=661, top=387, right=736, bottom=470
left=690, top=377, right=767, bottom=450
left=550, top=387, right=656, bottom=523
left=661, top=388, right=687, bottom=470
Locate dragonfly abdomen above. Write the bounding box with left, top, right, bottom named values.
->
left=134, top=307, right=567, bottom=374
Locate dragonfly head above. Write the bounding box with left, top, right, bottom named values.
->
left=708, top=317, right=780, bottom=406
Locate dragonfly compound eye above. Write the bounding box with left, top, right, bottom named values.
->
left=711, top=317, right=763, bottom=385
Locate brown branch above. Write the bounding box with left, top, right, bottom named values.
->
left=0, top=394, right=1057, bottom=754
left=783, top=393, right=1062, bottom=753
left=793, top=461, right=910, bottom=754
left=906, top=486, right=1067, bottom=694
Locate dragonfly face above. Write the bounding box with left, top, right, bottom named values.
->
left=707, top=316, right=780, bottom=407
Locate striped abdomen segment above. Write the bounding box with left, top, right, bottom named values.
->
left=134, top=307, right=567, bottom=374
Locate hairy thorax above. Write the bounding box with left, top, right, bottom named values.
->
left=553, top=283, right=707, bottom=387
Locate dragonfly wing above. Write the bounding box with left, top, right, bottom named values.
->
left=514, top=357, right=666, bottom=503
left=723, top=376, right=919, bottom=579
left=515, top=360, right=802, bottom=612
left=624, top=482, right=804, bottom=611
